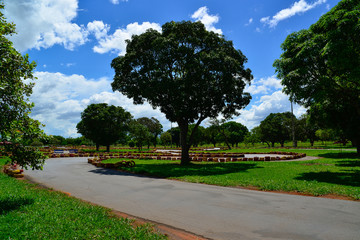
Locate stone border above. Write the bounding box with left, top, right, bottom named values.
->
left=84, top=151, right=306, bottom=167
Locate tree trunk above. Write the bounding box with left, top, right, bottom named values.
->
left=353, top=139, right=360, bottom=155
left=271, top=142, right=275, bottom=147
left=96, top=143, right=99, bottom=151
left=106, top=145, right=110, bottom=152
left=179, top=123, right=191, bottom=165
left=280, top=142, right=284, bottom=147
left=310, top=139, right=314, bottom=147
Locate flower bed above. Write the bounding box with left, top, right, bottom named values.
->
left=2, top=163, right=24, bottom=178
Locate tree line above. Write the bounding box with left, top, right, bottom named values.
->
left=58, top=103, right=349, bottom=151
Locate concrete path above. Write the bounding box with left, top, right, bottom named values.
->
left=26, top=158, right=360, bottom=240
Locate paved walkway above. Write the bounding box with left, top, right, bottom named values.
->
left=26, top=157, right=360, bottom=240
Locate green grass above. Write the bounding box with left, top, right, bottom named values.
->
left=0, top=158, right=166, bottom=240
left=103, top=149, right=360, bottom=200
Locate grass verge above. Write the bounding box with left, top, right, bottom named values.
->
left=0, top=158, right=166, bottom=240
left=102, top=149, right=360, bottom=200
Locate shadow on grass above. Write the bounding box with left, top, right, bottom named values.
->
left=336, top=161, right=360, bottom=168
left=0, top=197, right=34, bottom=215
left=296, top=170, right=360, bottom=187
left=318, top=152, right=360, bottom=159
left=89, top=162, right=260, bottom=178
left=131, top=162, right=259, bottom=178
left=318, top=152, right=360, bottom=168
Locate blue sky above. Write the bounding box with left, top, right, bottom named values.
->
left=4, top=0, right=341, bottom=137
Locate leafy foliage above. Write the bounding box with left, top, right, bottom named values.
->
left=274, top=0, right=360, bottom=153
left=111, top=21, right=252, bottom=164
left=259, top=112, right=294, bottom=147
left=76, top=103, right=132, bottom=151
left=221, top=121, right=249, bottom=147
left=137, top=117, right=162, bottom=147
left=0, top=3, right=46, bottom=169
left=129, top=120, right=152, bottom=150
left=160, top=132, right=172, bottom=146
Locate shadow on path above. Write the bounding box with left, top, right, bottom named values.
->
left=89, top=162, right=260, bottom=179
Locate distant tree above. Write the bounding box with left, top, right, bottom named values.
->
left=273, top=0, right=360, bottom=154
left=244, top=127, right=261, bottom=147
left=188, top=125, right=205, bottom=147
left=49, top=135, right=67, bottom=146
left=129, top=121, right=151, bottom=151
left=76, top=103, right=132, bottom=152
left=204, top=125, right=220, bottom=147
left=167, top=127, right=180, bottom=147
left=111, top=21, right=252, bottom=164
left=297, top=114, right=319, bottom=146
left=259, top=112, right=294, bottom=147
left=0, top=4, right=46, bottom=169
left=137, top=117, right=163, bottom=148
left=30, top=139, right=43, bottom=147
left=315, top=129, right=334, bottom=146
left=209, top=119, right=232, bottom=149
left=221, top=121, right=248, bottom=147
left=160, top=132, right=172, bottom=147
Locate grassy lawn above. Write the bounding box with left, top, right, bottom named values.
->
left=103, top=149, right=360, bottom=200
left=0, top=158, right=166, bottom=240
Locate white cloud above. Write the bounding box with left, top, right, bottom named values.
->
left=90, top=21, right=161, bottom=55
left=29, top=72, right=167, bottom=137
left=245, top=76, right=282, bottom=95
left=245, top=18, right=253, bottom=26
left=110, top=0, right=128, bottom=4
left=261, top=0, right=327, bottom=28
left=87, top=21, right=111, bottom=40
left=234, top=90, right=306, bottom=130
left=191, top=6, right=223, bottom=34
left=4, top=0, right=88, bottom=51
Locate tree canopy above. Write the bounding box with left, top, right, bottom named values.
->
left=259, top=112, right=294, bottom=147
left=111, top=21, right=252, bottom=164
left=137, top=117, right=162, bottom=147
left=0, top=3, right=46, bottom=169
left=129, top=120, right=151, bottom=151
left=273, top=0, right=360, bottom=153
left=221, top=121, right=248, bottom=147
left=76, top=103, right=132, bottom=151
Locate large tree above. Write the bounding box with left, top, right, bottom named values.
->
left=273, top=0, right=360, bottom=154
left=111, top=21, right=252, bottom=164
left=0, top=3, right=46, bottom=169
left=76, top=103, right=132, bottom=152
